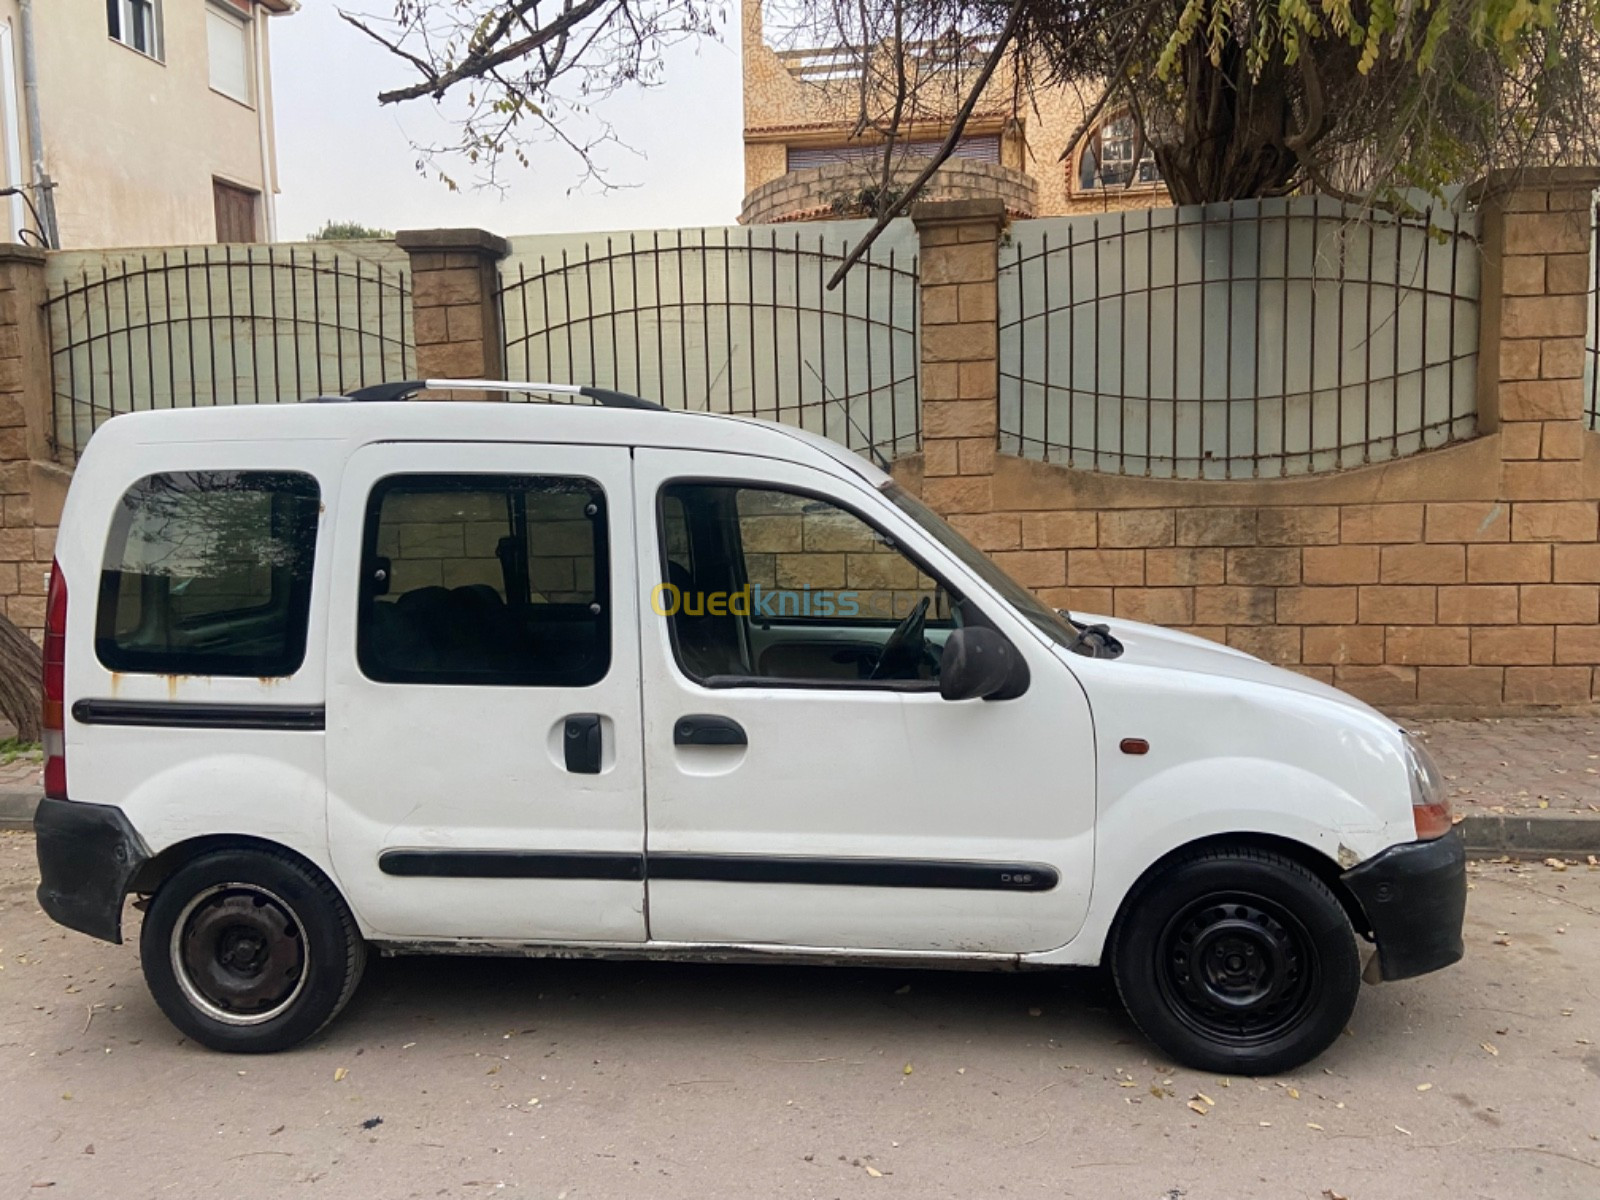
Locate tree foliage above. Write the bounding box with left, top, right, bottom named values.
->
left=307, top=220, right=395, bottom=241
left=1032, top=0, right=1600, bottom=207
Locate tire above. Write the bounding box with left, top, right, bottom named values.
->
left=1110, top=847, right=1360, bottom=1076
left=139, top=848, right=367, bottom=1053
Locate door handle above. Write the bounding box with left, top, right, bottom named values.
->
left=673, top=714, right=747, bottom=747
left=563, top=714, right=603, bottom=774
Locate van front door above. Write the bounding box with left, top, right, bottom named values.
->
left=326, top=443, right=646, bottom=943
left=634, top=448, right=1096, bottom=955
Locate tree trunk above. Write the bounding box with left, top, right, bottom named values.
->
left=0, top=612, right=42, bottom=743
left=1153, top=40, right=1302, bottom=205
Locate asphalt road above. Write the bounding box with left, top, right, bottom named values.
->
left=2, top=831, right=1598, bottom=1200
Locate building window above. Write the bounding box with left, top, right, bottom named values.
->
left=786, top=135, right=1000, bottom=173
left=207, top=4, right=254, bottom=104
left=1076, top=113, right=1162, bottom=192
left=107, top=0, right=164, bottom=61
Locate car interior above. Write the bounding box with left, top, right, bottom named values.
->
left=659, top=482, right=964, bottom=686
left=358, top=475, right=610, bottom=687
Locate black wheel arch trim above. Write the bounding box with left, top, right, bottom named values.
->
left=1340, top=831, right=1466, bottom=982
left=34, top=797, right=152, bottom=945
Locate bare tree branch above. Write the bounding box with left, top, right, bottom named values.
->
left=825, top=0, right=1028, bottom=289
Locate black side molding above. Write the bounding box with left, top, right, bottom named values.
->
left=72, top=699, right=326, bottom=731
left=650, top=853, right=1058, bottom=892
left=376, top=849, right=1058, bottom=892
left=379, top=850, right=644, bottom=881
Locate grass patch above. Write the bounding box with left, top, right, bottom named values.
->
left=0, top=736, right=41, bottom=764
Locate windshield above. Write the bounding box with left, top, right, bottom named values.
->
left=880, top=481, right=1081, bottom=651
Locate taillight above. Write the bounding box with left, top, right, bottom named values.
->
left=42, top=559, right=66, bottom=800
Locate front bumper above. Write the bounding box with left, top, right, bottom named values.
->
left=34, top=798, right=151, bottom=945
left=1341, top=830, right=1467, bottom=982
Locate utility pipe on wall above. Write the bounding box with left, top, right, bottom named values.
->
left=17, top=0, right=58, bottom=247
left=254, top=5, right=277, bottom=240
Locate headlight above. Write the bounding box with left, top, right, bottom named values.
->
left=1402, top=730, right=1452, bottom=839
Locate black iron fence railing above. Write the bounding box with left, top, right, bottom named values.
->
left=497, top=224, right=922, bottom=462
left=45, top=243, right=414, bottom=458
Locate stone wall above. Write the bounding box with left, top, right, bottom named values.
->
left=740, top=158, right=1038, bottom=225
left=906, top=172, right=1600, bottom=712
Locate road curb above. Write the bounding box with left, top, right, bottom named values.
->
left=1457, top=813, right=1600, bottom=858
left=0, top=790, right=38, bottom=830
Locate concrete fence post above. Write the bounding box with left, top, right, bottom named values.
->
left=911, top=199, right=1006, bottom=517
left=1473, top=166, right=1600, bottom=475
left=0, top=244, right=68, bottom=636
left=395, top=228, right=511, bottom=387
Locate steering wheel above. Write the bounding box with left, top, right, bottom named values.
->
left=870, top=595, right=930, bottom=681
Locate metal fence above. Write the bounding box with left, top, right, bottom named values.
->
left=497, top=221, right=921, bottom=461
left=999, top=197, right=1483, bottom=479
left=45, top=242, right=414, bottom=457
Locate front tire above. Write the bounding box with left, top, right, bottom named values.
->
left=139, top=848, right=366, bottom=1053
left=1111, top=847, right=1360, bottom=1075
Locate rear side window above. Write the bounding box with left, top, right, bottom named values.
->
left=358, top=474, right=610, bottom=687
left=96, top=471, right=321, bottom=677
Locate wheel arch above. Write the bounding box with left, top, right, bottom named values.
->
left=130, top=833, right=343, bottom=902
left=1103, top=831, right=1373, bottom=966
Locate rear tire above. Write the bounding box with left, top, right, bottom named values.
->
left=1110, top=847, right=1360, bottom=1075
left=139, top=848, right=366, bottom=1053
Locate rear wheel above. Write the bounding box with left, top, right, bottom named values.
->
left=1111, top=847, right=1360, bottom=1075
left=139, top=848, right=366, bottom=1053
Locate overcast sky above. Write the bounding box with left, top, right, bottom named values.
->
left=269, top=5, right=746, bottom=241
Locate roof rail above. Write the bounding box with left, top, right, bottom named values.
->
left=344, top=379, right=664, bottom=411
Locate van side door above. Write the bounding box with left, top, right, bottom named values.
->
left=633, top=448, right=1096, bottom=955
left=325, top=442, right=647, bottom=944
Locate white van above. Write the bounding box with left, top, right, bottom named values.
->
left=34, top=380, right=1465, bottom=1074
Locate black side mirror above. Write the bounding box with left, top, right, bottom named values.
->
left=939, top=626, right=1029, bottom=701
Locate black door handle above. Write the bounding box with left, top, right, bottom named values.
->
left=673, top=714, right=747, bottom=746
left=564, top=714, right=602, bottom=774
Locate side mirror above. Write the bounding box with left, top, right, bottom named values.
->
left=939, top=626, right=1029, bottom=701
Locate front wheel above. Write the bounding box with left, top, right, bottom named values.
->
left=139, top=848, right=366, bottom=1053
left=1110, top=847, right=1360, bottom=1075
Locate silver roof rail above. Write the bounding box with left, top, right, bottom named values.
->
left=343, top=379, right=664, bottom=411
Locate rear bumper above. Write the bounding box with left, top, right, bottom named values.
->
left=34, top=798, right=150, bottom=945
left=1341, top=831, right=1467, bottom=982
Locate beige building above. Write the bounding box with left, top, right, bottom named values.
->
left=0, top=0, right=294, bottom=249
left=741, top=0, right=1169, bottom=224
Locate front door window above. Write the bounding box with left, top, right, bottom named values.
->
left=656, top=482, right=960, bottom=686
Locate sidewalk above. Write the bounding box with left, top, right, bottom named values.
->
left=1407, top=716, right=1600, bottom=855
left=2, top=721, right=1598, bottom=852
left=0, top=748, right=39, bottom=829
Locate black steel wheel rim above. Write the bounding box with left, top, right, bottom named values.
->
left=1155, top=890, right=1319, bottom=1049
left=171, top=884, right=307, bottom=1025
